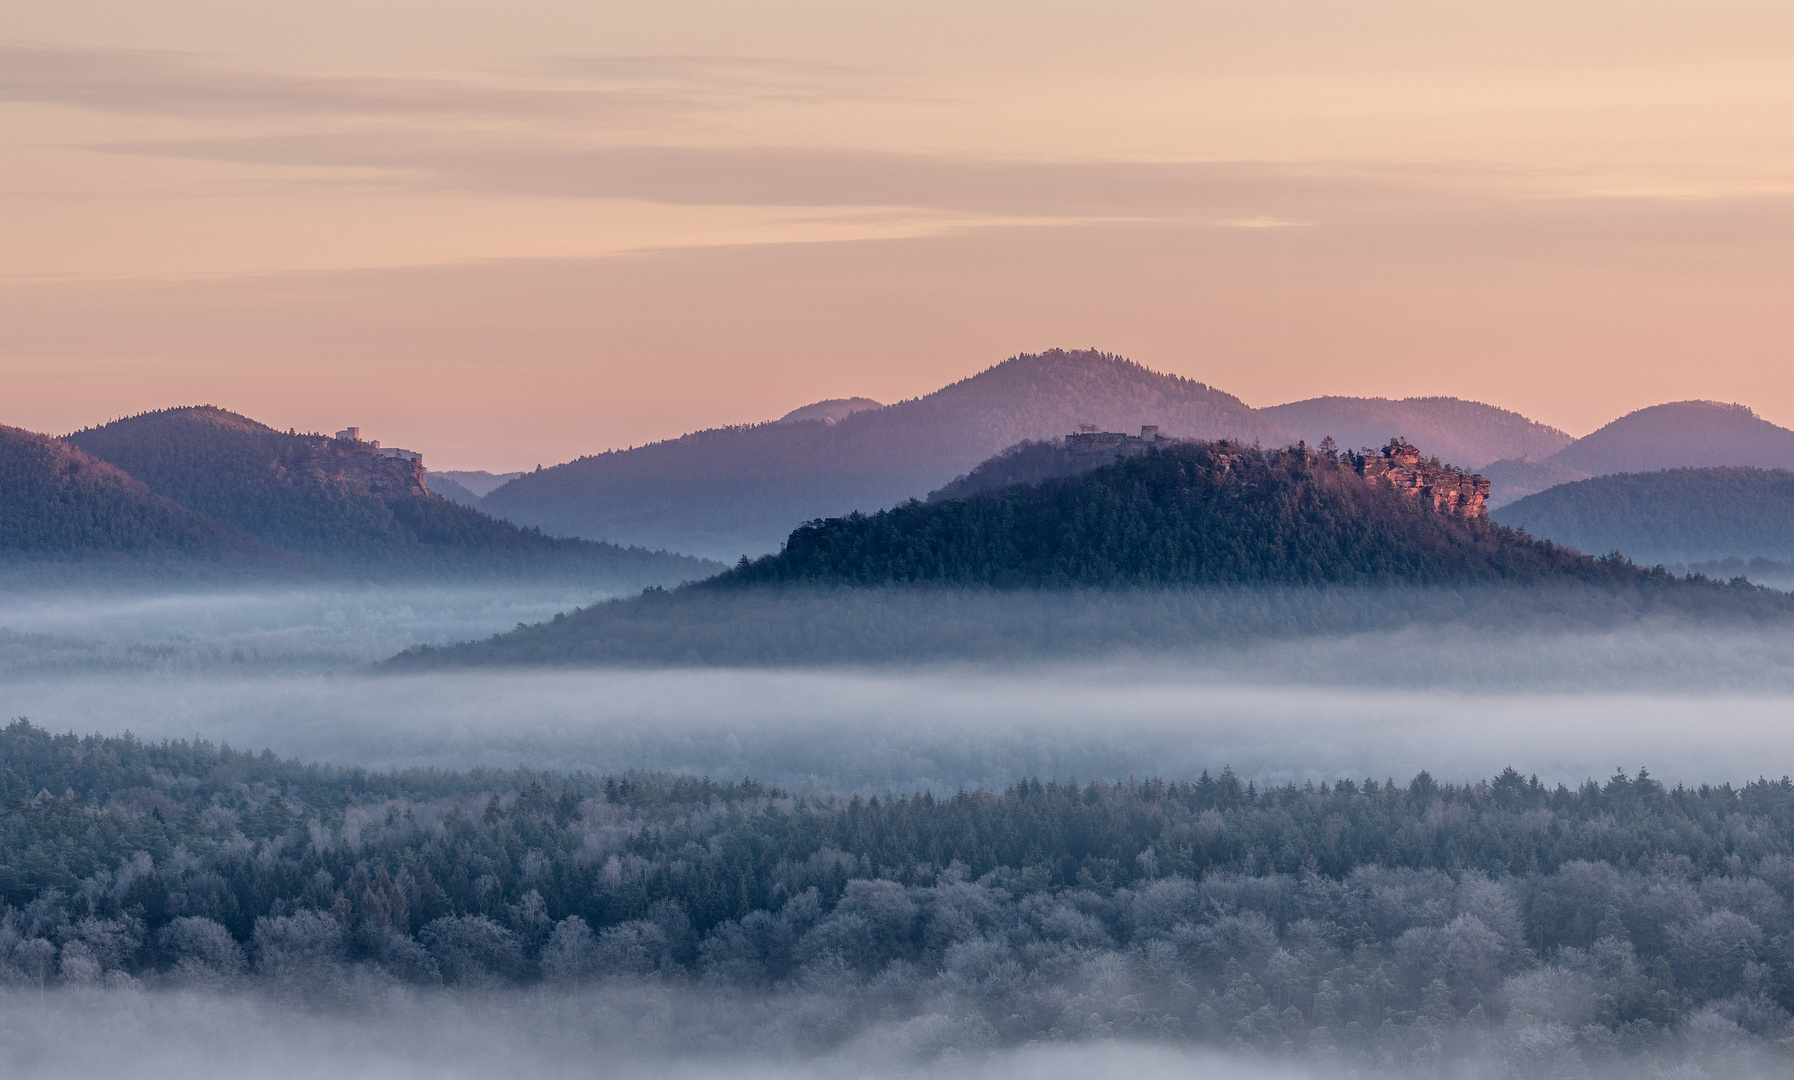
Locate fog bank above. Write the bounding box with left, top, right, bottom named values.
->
left=4, top=586, right=1793, bottom=790
left=0, top=992, right=1313, bottom=1080
left=4, top=660, right=1793, bottom=792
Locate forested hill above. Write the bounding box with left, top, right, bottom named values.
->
left=1259, top=396, right=1571, bottom=469
left=1493, top=467, right=1794, bottom=566
left=727, top=441, right=1633, bottom=589
left=480, top=350, right=1295, bottom=560
left=0, top=424, right=284, bottom=568
left=65, top=407, right=718, bottom=584
left=1548, top=401, right=1794, bottom=476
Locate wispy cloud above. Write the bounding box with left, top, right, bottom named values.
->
left=88, top=128, right=1406, bottom=219
left=0, top=45, right=869, bottom=124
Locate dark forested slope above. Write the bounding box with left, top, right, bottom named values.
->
left=729, top=441, right=1622, bottom=589
left=1260, top=396, right=1571, bottom=468
left=1494, top=467, right=1794, bottom=565
left=480, top=350, right=1295, bottom=559
left=393, top=440, right=1793, bottom=667
left=0, top=424, right=284, bottom=569
left=66, top=407, right=716, bottom=584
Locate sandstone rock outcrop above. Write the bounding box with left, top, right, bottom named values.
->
left=1358, top=439, right=1490, bottom=517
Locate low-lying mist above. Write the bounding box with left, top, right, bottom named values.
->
left=2, top=585, right=1794, bottom=789
left=2, top=984, right=1785, bottom=1080
left=0, top=583, right=633, bottom=673
left=0, top=993, right=1333, bottom=1080
left=7, top=584, right=1794, bottom=1078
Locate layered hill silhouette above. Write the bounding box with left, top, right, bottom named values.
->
left=1482, top=401, right=1794, bottom=506
left=726, top=441, right=1621, bottom=589
left=777, top=397, right=882, bottom=424
left=391, top=439, right=1789, bottom=667
left=1259, top=396, right=1571, bottom=469
left=0, top=424, right=288, bottom=571
left=59, top=407, right=717, bottom=584
left=480, top=350, right=1296, bottom=559
left=1494, top=467, right=1794, bottom=566
left=422, top=471, right=489, bottom=511
left=1548, top=401, right=1794, bottom=475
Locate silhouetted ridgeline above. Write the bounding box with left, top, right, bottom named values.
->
left=60, top=407, right=717, bottom=585
left=7, top=720, right=1794, bottom=1068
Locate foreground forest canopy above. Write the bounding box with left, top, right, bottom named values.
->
left=7, top=720, right=1794, bottom=1071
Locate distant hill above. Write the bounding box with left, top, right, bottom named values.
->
left=1547, top=401, right=1794, bottom=476
left=396, top=441, right=1790, bottom=668
left=777, top=397, right=882, bottom=424
left=1492, top=467, right=1794, bottom=566
left=481, top=350, right=1296, bottom=559
left=1259, top=396, right=1571, bottom=468
left=0, top=424, right=280, bottom=566
left=423, top=472, right=487, bottom=510
left=431, top=469, right=524, bottom=497
left=65, top=407, right=718, bottom=585
left=928, top=431, right=1177, bottom=503
left=1479, top=458, right=1595, bottom=509
left=726, top=441, right=1617, bottom=589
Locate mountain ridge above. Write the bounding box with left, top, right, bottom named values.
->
left=481, top=350, right=1296, bottom=559
left=0, top=423, right=306, bottom=577
left=1493, top=467, right=1794, bottom=566
left=62, top=407, right=718, bottom=585
left=1259, top=395, right=1572, bottom=469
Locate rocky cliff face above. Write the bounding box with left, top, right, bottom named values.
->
left=1359, top=439, right=1490, bottom=517
left=291, top=440, right=427, bottom=498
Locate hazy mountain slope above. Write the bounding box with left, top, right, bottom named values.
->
left=0, top=423, right=277, bottom=565
left=423, top=472, right=486, bottom=510
left=1548, top=401, right=1794, bottom=475
left=1479, top=458, right=1595, bottom=509
left=66, top=407, right=718, bottom=584
left=1493, top=467, right=1794, bottom=565
left=431, top=470, right=524, bottom=497
left=480, top=350, right=1295, bottom=559
left=1259, top=396, right=1571, bottom=468
left=777, top=397, right=882, bottom=424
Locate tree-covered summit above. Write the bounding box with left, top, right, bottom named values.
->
left=0, top=422, right=275, bottom=564
left=723, top=441, right=1650, bottom=589
left=63, top=407, right=717, bottom=583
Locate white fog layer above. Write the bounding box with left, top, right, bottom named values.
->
left=2, top=587, right=1793, bottom=789
left=0, top=993, right=1318, bottom=1080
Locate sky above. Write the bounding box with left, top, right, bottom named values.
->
left=3, top=1, right=1792, bottom=471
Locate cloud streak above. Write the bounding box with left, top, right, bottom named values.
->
left=0, top=45, right=871, bottom=124
left=87, top=129, right=1471, bottom=218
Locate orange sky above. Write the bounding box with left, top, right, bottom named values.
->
left=4, top=0, right=1792, bottom=470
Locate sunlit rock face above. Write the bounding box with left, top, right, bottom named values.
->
left=1359, top=439, right=1491, bottom=518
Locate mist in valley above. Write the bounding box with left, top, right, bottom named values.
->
left=8, top=584, right=1794, bottom=1078
left=3, top=584, right=1794, bottom=790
